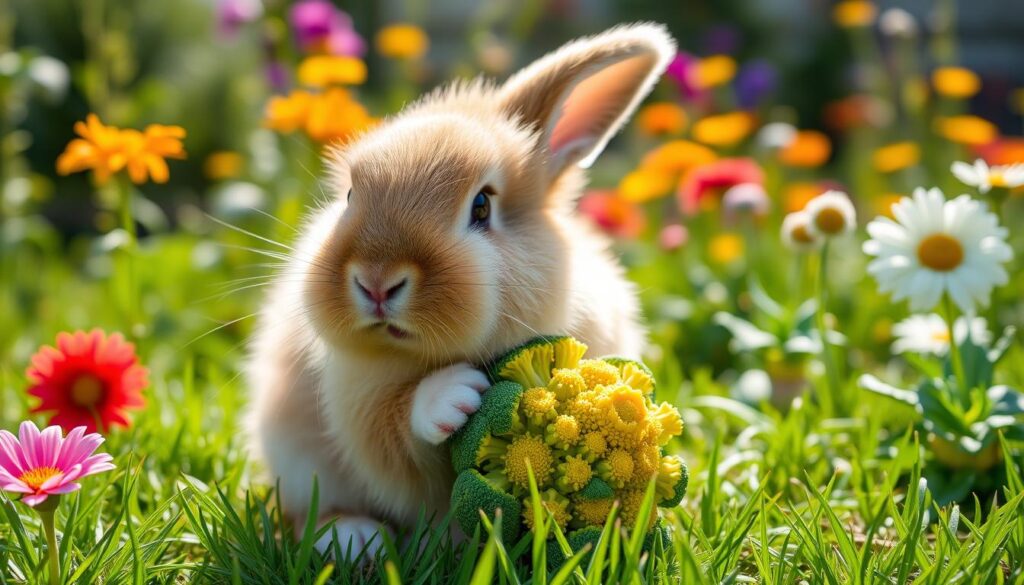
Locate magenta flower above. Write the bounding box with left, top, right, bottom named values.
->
left=288, top=0, right=365, bottom=56
left=0, top=421, right=114, bottom=507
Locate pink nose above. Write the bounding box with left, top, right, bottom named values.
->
left=354, top=275, right=408, bottom=305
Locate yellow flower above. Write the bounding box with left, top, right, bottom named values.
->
left=872, top=142, right=920, bottom=173
left=833, top=0, right=877, bottom=28
left=692, top=55, right=736, bottom=89
left=932, top=66, right=981, bottom=99
left=548, top=369, right=586, bottom=401
left=641, top=140, right=717, bottom=175
left=556, top=455, right=593, bottom=492
left=936, top=115, right=998, bottom=146
left=637, top=102, right=687, bottom=136
left=572, top=496, right=613, bottom=527
left=546, top=415, right=581, bottom=449
left=55, top=114, right=187, bottom=185
left=375, top=24, right=429, bottom=59
left=708, top=233, right=744, bottom=264
left=618, top=169, right=674, bottom=203
left=203, top=151, right=243, bottom=181
left=503, top=434, right=554, bottom=490
left=692, top=112, right=756, bottom=147
left=304, top=88, right=375, bottom=144
left=597, top=384, right=648, bottom=448
left=523, top=489, right=571, bottom=531
left=264, top=90, right=314, bottom=133
left=297, top=55, right=367, bottom=88
left=521, top=387, right=558, bottom=425
left=597, top=448, right=635, bottom=488
left=778, top=130, right=831, bottom=168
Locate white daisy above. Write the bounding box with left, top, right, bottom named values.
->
left=891, top=314, right=991, bottom=355
left=804, top=190, right=857, bottom=238
left=950, top=159, right=1024, bottom=194
left=863, top=187, right=1013, bottom=313
left=781, top=210, right=822, bottom=252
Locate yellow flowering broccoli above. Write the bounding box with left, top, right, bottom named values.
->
left=450, top=336, right=687, bottom=544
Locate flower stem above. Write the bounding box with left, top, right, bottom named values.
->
left=942, top=295, right=968, bottom=401
left=117, top=176, right=138, bottom=329
left=815, top=242, right=842, bottom=415
left=38, top=506, right=60, bottom=585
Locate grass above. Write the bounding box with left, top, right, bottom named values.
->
left=1, top=218, right=1022, bottom=583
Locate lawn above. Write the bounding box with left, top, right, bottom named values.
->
left=2, top=0, right=1024, bottom=583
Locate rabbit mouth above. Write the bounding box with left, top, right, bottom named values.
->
left=385, top=324, right=411, bottom=339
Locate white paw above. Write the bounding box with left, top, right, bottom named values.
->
left=411, top=363, right=489, bottom=445
left=315, top=516, right=386, bottom=561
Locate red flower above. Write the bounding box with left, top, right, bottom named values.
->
left=26, top=329, right=148, bottom=433
left=678, top=157, right=764, bottom=215
left=578, top=190, right=646, bottom=239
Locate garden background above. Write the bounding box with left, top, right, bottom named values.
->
left=2, top=0, right=1024, bottom=582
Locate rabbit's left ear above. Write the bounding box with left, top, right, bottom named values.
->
left=499, top=23, right=675, bottom=174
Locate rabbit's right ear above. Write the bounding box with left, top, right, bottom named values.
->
left=499, top=23, right=675, bottom=177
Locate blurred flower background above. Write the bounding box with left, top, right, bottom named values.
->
left=3, top=0, right=1024, bottom=582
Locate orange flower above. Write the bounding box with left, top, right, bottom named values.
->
left=56, top=114, right=186, bottom=185
left=778, top=130, right=831, bottom=167
left=641, top=140, right=717, bottom=175
left=26, top=329, right=148, bottom=432
left=823, top=95, right=888, bottom=131
left=691, top=55, right=736, bottom=89
left=577, top=190, right=645, bottom=239
left=304, top=88, right=375, bottom=143
left=265, top=89, right=374, bottom=144
left=264, top=90, right=314, bottom=133
left=833, top=0, right=876, bottom=28
left=932, top=67, right=981, bottom=99
left=298, top=55, right=368, bottom=87
left=204, top=151, right=244, bottom=180
left=936, top=115, right=998, bottom=146
left=636, top=102, right=687, bottom=136
left=375, top=24, right=429, bottom=59
left=976, top=138, right=1024, bottom=165
left=692, top=112, right=756, bottom=147
left=872, top=142, right=920, bottom=173
left=874, top=193, right=904, bottom=218
left=783, top=182, right=826, bottom=213
left=618, top=169, right=674, bottom=203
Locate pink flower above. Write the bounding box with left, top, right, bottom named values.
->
left=0, top=421, right=115, bottom=507
left=659, top=224, right=690, bottom=251
left=678, top=158, right=764, bottom=215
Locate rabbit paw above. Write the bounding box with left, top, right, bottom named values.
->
left=411, top=363, right=489, bottom=445
left=315, top=516, right=387, bottom=562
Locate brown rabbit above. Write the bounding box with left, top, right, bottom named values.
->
left=246, top=23, right=674, bottom=556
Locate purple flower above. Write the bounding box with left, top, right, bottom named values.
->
left=265, top=60, right=289, bottom=92
left=217, top=0, right=263, bottom=38
left=735, top=60, right=778, bottom=108
left=288, top=0, right=365, bottom=56
left=665, top=52, right=704, bottom=100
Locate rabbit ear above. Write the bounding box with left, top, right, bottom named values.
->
left=499, top=23, right=675, bottom=174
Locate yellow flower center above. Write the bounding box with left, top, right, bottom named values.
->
left=583, top=432, right=607, bottom=457
left=521, top=388, right=556, bottom=419
left=504, top=435, right=553, bottom=489
left=917, top=233, right=964, bottom=272
left=814, top=207, right=847, bottom=234
left=611, top=389, right=647, bottom=424
left=552, top=415, right=580, bottom=444
left=931, top=330, right=951, bottom=343
left=548, top=369, right=586, bottom=401
left=578, top=360, right=620, bottom=390
left=990, top=171, right=1006, bottom=187
left=606, top=449, right=634, bottom=483
left=562, top=456, right=593, bottom=491
left=71, top=375, right=104, bottom=407
left=20, top=466, right=62, bottom=490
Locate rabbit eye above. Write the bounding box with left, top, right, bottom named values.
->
left=470, top=189, right=491, bottom=230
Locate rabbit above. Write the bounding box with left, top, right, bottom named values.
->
left=245, top=22, right=675, bottom=557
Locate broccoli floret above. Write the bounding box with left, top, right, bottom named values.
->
left=450, top=469, right=522, bottom=545
left=657, top=456, right=689, bottom=508
left=488, top=335, right=572, bottom=384
left=602, top=356, right=657, bottom=395
left=546, top=525, right=602, bottom=569
left=578, top=477, right=614, bottom=500
left=450, top=381, right=524, bottom=472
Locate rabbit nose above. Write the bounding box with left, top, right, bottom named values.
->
left=354, top=275, right=407, bottom=304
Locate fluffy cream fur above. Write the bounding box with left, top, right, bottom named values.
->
left=246, top=22, right=675, bottom=554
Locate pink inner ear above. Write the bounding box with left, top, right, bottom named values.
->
left=549, top=53, right=657, bottom=162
